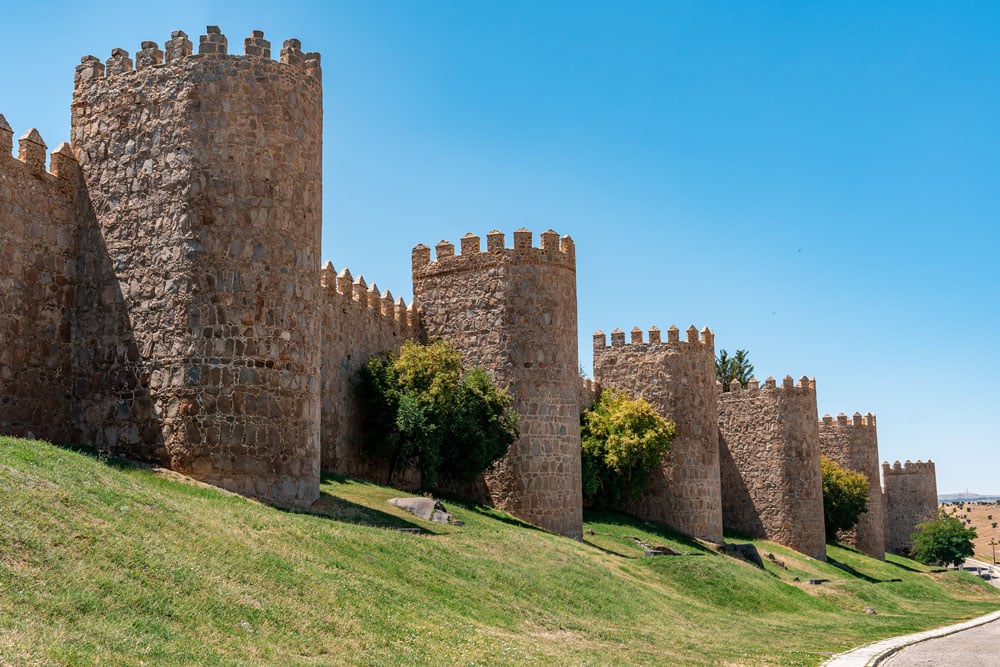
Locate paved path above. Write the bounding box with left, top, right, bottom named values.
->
left=822, top=610, right=1000, bottom=666
left=880, top=616, right=1000, bottom=665
left=823, top=561, right=1000, bottom=666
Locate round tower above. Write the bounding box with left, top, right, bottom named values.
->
left=819, top=412, right=886, bottom=559
left=883, top=459, right=938, bottom=555
left=412, top=229, right=582, bottom=539
left=717, top=376, right=826, bottom=560
left=70, top=27, right=323, bottom=506
left=592, top=324, right=723, bottom=543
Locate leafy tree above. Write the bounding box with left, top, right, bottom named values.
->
left=716, top=349, right=754, bottom=390
left=821, top=456, right=870, bottom=542
left=581, top=389, right=675, bottom=509
left=911, top=510, right=978, bottom=568
left=356, top=340, right=518, bottom=488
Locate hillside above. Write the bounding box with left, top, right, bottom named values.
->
left=1, top=437, right=998, bottom=666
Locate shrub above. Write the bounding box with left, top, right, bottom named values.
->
left=581, top=389, right=675, bottom=509
left=911, top=510, right=977, bottom=568
left=821, top=456, right=869, bottom=543
left=356, top=340, right=518, bottom=488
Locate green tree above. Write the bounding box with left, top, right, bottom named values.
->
left=716, top=349, right=754, bottom=390
left=821, top=456, right=870, bottom=543
left=581, top=389, right=675, bottom=509
left=356, top=340, right=518, bottom=488
left=911, top=510, right=978, bottom=568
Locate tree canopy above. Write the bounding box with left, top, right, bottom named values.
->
left=820, top=456, right=869, bottom=543
left=356, top=339, right=518, bottom=489
left=911, top=511, right=978, bottom=568
left=716, top=349, right=754, bottom=390
left=581, top=389, right=675, bottom=509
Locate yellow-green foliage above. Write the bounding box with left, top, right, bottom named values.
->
left=581, top=389, right=675, bottom=507
left=821, top=455, right=870, bottom=542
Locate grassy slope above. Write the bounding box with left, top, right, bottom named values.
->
left=1, top=438, right=997, bottom=666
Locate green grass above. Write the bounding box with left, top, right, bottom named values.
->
left=1, top=437, right=997, bottom=666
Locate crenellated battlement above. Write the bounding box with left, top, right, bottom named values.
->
left=593, top=324, right=714, bottom=355
left=883, top=459, right=936, bottom=475
left=73, top=26, right=321, bottom=91
left=320, top=261, right=419, bottom=330
left=412, top=228, right=576, bottom=278
left=0, top=116, right=78, bottom=181
left=821, top=411, right=877, bottom=428
left=717, top=374, right=816, bottom=395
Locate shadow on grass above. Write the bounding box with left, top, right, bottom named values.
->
left=54, top=442, right=147, bottom=471
left=826, top=556, right=903, bottom=584
left=584, top=508, right=718, bottom=555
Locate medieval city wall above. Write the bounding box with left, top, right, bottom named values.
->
left=718, top=376, right=827, bottom=560
left=412, top=229, right=583, bottom=539
left=0, top=119, right=79, bottom=443
left=318, top=261, right=421, bottom=483
left=70, top=28, right=324, bottom=506
left=592, top=324, right=724, bottom=543
left=883, top=459, right=938, bottom=555
left=819, top=412, right=885, bottom=560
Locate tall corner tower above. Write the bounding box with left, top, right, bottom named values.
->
left=412, top=229, right=582, bottom=539
left=70, top=27, right=323, bottom=506
left=883, top=459, right=938, bottom=555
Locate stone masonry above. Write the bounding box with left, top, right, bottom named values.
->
left=412, top=229, right=583, bottom=539
left=0, top=24, right=938, bottom=548
left=70, top=28, right=324, bottom=506
left=883, top=460, right=938, bottom=555
left=819, top=412, right=886, bottom=560
left=319, top=261, right=420, bottom=484
left=592, top=325, right=724, bottom=543
left=718, top=376, right=827, bottom=560
left=0, top=120, right=78, bottom=444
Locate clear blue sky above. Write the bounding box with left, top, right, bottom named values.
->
left=1, top=1, right=997, bottom=494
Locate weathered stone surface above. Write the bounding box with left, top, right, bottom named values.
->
left=318, top=263, right=419, bottom=484
left=592, top=325, right=724, bottom=544
left=389, top=497, right=452, bottom=523
left=0, top=129, right=77, bottom=443
left=819, top=412, right=886, bottom=560
left=883, top=459, right=938, bottom=555
left=718, top=376, right=827, bottom=560
left=412, top=229, right=583, bottom=539
left=70, top=26, right=323, bottom=507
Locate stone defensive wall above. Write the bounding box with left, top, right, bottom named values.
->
left=717, top=376, right=826, bottom=560
left=0, top=119, right=79, bottom=444
left=883, top=459, right=938, bottom=555
left=70, top=27, right=323, bottom=507
left=319, top=261, right=421, bottom=483
left=412, top=228, right=583, bottom=539
left=592, top=324, right=723, bottom=543
left=819, top=412, right=885, bottom=560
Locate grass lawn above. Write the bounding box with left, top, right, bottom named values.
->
left=1, top=436, right=997, bottom=665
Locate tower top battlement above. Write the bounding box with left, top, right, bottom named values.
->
left=73, top=26, right=320, bottom=91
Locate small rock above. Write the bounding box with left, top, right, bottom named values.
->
left=863, top=606, right=877, bottom=615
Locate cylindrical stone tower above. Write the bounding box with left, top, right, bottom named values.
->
left=592, top=324, right=723, bottom=543
left=70, top=27, right=323, bottom=506
left=883, top=460, right=938, bottom=556
left=819, top=412, right=886, bottom=559
left=412, top=228, right=583, bottom=539
left=717, top=375, right=826, bottom=560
